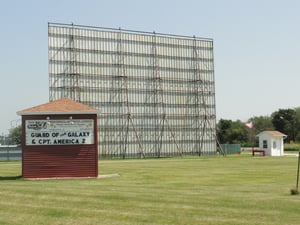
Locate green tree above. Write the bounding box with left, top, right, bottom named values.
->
left=271, top=108, right=297, bottom=142
left=217, top=119, right=247, bottom=145
left=250, top=116, right=274, bottom=133
left=8, top=125, right=22, bottom=146
left=216, top=119, right=231, bottom=144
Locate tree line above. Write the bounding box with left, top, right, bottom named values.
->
left=2, top=107, right=300, bottom=147
left=217, top=108, right=300, bottom=146
left=0, top=125, right=22, bottom=146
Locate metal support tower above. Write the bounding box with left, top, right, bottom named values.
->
left=49, top=23, right=80, bottom=101
left=144, top=33, right=182, bottom=157
left=191, top=38, right=218, bottom=155
left=106, top=29, right=145, bottom=158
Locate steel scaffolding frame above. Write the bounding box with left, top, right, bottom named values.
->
left=48, top=22, right=217, bottom=158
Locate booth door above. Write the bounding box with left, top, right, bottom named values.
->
left=272, top=139, right=282, bottom=156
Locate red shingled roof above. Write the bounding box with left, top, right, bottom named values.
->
left=17, top=98, right=99, bottom=115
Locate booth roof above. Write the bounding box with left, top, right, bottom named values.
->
left=256, top=130, right=287, bottom=137
left=17, top=98, right=99, bottom=115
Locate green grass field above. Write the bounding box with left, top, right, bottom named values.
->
left=0, top=154, right=300, bottom=225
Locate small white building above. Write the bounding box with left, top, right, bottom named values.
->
left=256, top=131, right=287, bottom=156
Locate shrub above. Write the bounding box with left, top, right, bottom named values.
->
left=290, top=188, right=299, bottom=195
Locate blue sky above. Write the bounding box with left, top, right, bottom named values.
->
left=0, top=0, right=299, bottom=134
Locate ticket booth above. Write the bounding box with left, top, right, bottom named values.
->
left=17, top=98, right=99, bottom=178
left=256, top=130, right=287, bottom=156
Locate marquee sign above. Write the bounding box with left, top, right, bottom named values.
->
left=25, top=119, right=94, bottom=145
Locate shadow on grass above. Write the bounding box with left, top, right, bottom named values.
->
left=0, top=175, right=22, bottom=180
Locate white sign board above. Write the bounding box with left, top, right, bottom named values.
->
left=25, top=119, right=94, bottom=145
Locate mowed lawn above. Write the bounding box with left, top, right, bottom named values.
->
left=0, top=154, right=300, bottom=225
